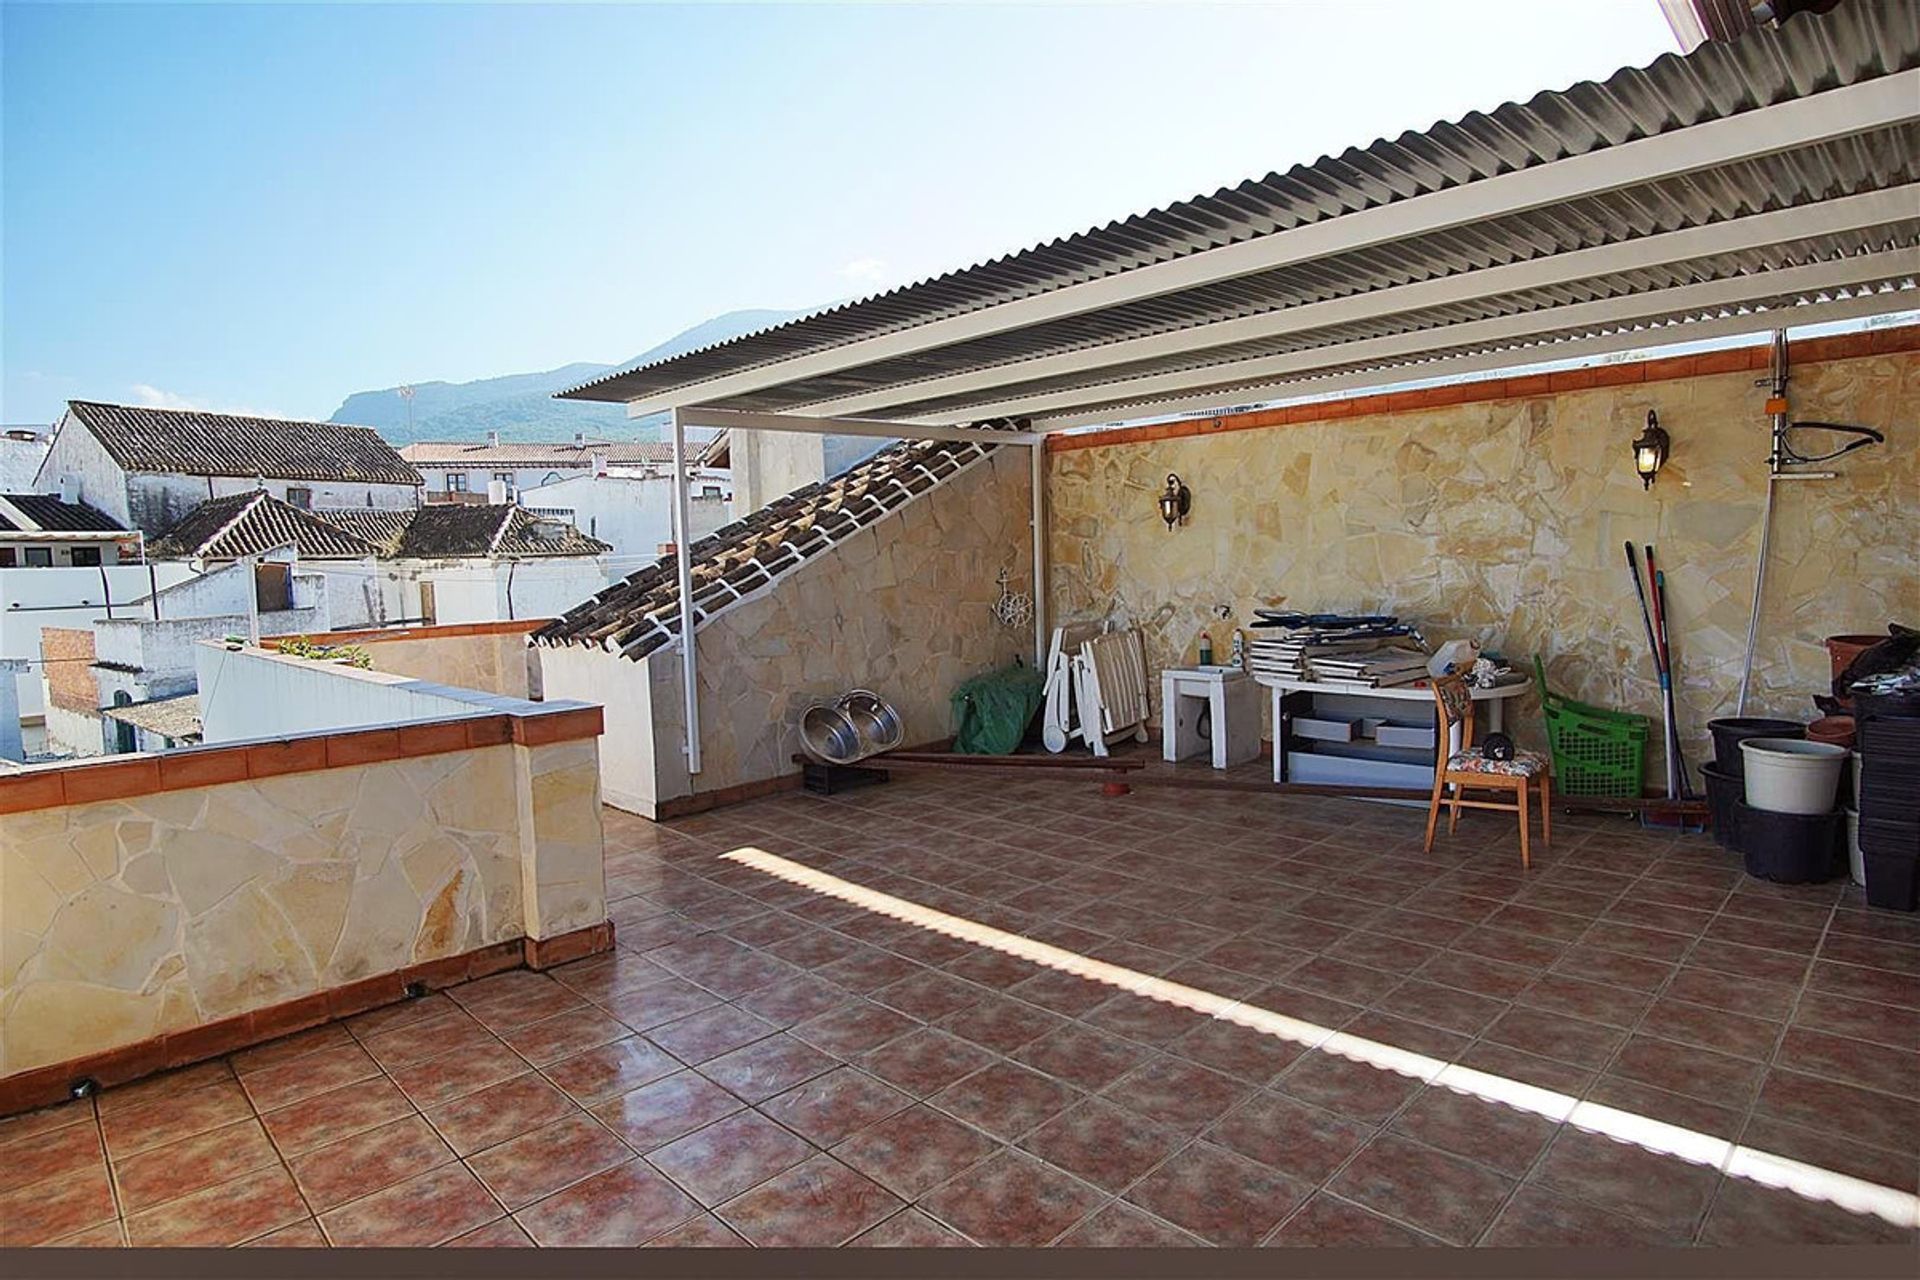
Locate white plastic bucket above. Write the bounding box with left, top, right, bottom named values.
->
left=1846, top=808, right=1865, bottom=886
left=1739, top=737, right=1849, bottom=815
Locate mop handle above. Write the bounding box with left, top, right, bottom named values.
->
left=1625, top=543, right=1659, bottom=660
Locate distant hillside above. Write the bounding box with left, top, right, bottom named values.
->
left=331, top=307, right=806, bottom=446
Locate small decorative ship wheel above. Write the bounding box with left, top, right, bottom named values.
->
left=991, top=568, right=1033, bottom=629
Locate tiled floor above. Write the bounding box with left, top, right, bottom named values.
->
left=4, top=773, right=1917, bottom=1248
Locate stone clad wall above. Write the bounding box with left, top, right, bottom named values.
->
left=0, top=732, right=605, bottom=1079
left=1047, top=349, right=1919, bottom=780
left=646, top=448, right=1035, bottom=804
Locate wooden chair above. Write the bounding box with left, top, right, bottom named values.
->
left=1423, top=672, right=1551, bottom=868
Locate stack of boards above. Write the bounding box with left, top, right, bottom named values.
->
left=1248, top=611, right=1429, bottom=687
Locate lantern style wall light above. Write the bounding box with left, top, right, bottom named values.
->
left=1632, top=410, right=1670, bottom=490
left=1158, top=473, right=1191, bottom=530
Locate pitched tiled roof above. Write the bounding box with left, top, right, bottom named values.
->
left=534, top=437, right=997, bottom=659
left=387, top=505, right=610, bottom=559
left=66, top=401, right=422, bottom=486
left=0, top=494, right=126, bottom=533
left=310, top=508, right=414, bottom=548
left=400, top=440, right=675, bottom=466
left=147, top=491, right=381, bottom=560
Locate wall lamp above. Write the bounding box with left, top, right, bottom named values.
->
left=1632, top=411, right=1670, bottom=490
left=1158, top=473, right=1191, bottom=530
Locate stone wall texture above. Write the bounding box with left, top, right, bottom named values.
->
left=0, top=737, right=605, bottom=1077
left=1047, top=350, right=1919, bottom=782
left=647, top=447, right=1035, bottom=802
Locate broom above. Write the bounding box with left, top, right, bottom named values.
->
left=1644, top=544, right=1693, bottom=800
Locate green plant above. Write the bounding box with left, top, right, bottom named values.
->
left=276, top=636, right=373, bottom=670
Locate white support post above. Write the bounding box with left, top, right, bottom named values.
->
left=1030, top=441, right=1048, bottom=669
left=670, top=409, right=703, bottom=775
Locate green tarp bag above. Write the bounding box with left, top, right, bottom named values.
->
left=950, top=662, right=1045, bottom=755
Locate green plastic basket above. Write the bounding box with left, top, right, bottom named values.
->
left=1533, top=657, right=1650, bottom=798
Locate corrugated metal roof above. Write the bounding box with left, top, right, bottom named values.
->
left=559, top=1, right=1920, bottom=423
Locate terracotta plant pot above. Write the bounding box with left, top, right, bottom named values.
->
left=1827, top=634, right=1886, bottom=708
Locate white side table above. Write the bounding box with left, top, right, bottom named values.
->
left=1161, top=667, right=1262, bottom=769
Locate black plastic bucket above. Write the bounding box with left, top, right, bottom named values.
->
left=1709, top=718, right=1804, bottom=767
left=1864, top=852, right=1919, bottom=912
left=1735, top=801, right=1842, bottom=884
left=1700, top=759, right=1745, bottom=852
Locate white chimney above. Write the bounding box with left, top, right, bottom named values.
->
left=486, top=479, right=509, bottom=504
left=573, top=431, right=587, bottom=448
left=592, top=451, right=608, bottom=477
left=486, top=430, right=500, bottom=448
left=58, top=474, right=80, bottom=505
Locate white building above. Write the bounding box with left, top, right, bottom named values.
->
left=1, top=492, right=137, bottom=568
left=518, top=466, right=731, bottom=562
left=400, top=433, right=678, bottom=502
left=0, top=427, right=51, bottom=491
left=38, top=400, right=423, bottom=536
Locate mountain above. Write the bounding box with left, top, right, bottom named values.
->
left=330, top=307, right=807, bottom=445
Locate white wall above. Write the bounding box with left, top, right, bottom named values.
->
left=520, top=472, right=730, bottom=561
left=36, top=413, right=130, bottom=526
left=2, top=564, right=196, bottom=719
left=539, top=643, right=656, bottom=815
left=412, top=558, right=621, bottom=626
left=420, top=465, right=583, bottom=497
left=194, top=642, right=543, bottom=743
left=96, top=609, right=328, bottom=700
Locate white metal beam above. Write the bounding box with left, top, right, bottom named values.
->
left=662, top=406, right=1040, bottom=446
left=607, top=72, right=1919, bottom=416
left=1028, top=290, right=1912, bottom=434
left=669, top=409, right=702, bottom=776
left=794, top=185, right=1920, bottom=420
left=937, top=248, right=1918, bottom=425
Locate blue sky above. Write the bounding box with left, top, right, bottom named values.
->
left=2, top=2, right=1678, bottom=424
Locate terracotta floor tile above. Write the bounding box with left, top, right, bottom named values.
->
left=1482, top=1006, right=1625, bottom=1068
left=230, top=1023, right=356, bottom=1075
left=647, top=1003, right=781, bottom=1064
left=1329, top=1132, right=1514, bottom=1244
left=0, top=1118, right=103, bottom=1196
left=1531, top=1127, right=1720, bottom=1236
left=1791, top=988, right=1920, bottom=1053
left=918, top=1150, right=1107, bottom=1247
left=831, top=1104, right=999, bottom=1200
left=738, top=973, right=855, bottom=1027
left=872, top=970, right=984, bottom=1023
left=0, top=1165, right=116, bottom=1246
left=849, top=1207, right=976, bottom=1246
left=1082, top=991, right=1209, bottom=1045
left=112, top=1117, right=280, bottom=1213
left=515, top=1158, right=702, bottom=1246
left=1372, top=979, right=1508, bottom=1036
left=930, top=1061, right=1082, bottom=1142
left=1584, top=1076, right=1744, bottom=1141
left=697, top=1032, right=840, bottom=1103
left=241, top=1219, right=327, bottom=1247
left=1007, top=967, right=1114, bottom=1017
left=1100, top=1055, right=1253, bottom=1133
left=1455, top=1041, right=1595, bottom=1095
left=94, top=1061, right=234, bottom=1116
left=646, top=1109, right=816, bottom=1207
left=445, top=1217, right=534, bottom=1247
left=1017, top=1098, right=1186, bottom=1193
left=1389, top=1087, right=1558, bottom=1177
left=758, top=1067, right=911, bottom=1147
left=1740, top=1114, right=1919, bottom=1193
left=1752, top=1068, right=1920, bottom=1155
left=591, top=1070, right=743, bottom=1152
left=1125, top=1141, right=1309, bottom=1247
left=295, top=1112, right=449, bottom=1207
left=319, top=1162, right=503, bottom=1247
left=1274, top=1050, right=1420, bottom=1124
left=541, top=1034, right=682, bottom=1105
left=424, top=1073, right=579, bottom=1157
left=1699, top=1177, right=1912, bottom=1246
left=715, top=1154, right=903, bottom=1246
left=792, top=999, right=920, bottom=1057
left=499, top=1006, right=633, bottom=1067
left=1206, top=1090, right=1375, bottom=1183
left=259, top=1076, right=414, bottom=1157
left=642, top=1211, right=747, bottom=1246
left=600, top=976, right=725, bottom=1031
left=1054, top=1200, right=1203, bottom=1246
left=1514, top=972, right=1650, bottom=1029
left=1549, top=944, right=1673, bottom=993
left=1165, top=1016, right=1305, bottom=1083
left=100, top=1077, right=253, bottom=1159
left=1774, top=1027, right=1920, bottom=1100
left=124, top=1166, right=308, bottom=1247
left=941, top=995, right=1065, bottom=1054
left=0, top=1099, right=94, bottom=1146
left=1267, top=1193, right=1444, bottom=1246
left=467, top=1112, right=634, bottom=1210
left=357, top=1008, right=500, bottom=1071
left=240, top=1042, right=382, bottom=1112
left=1607, top=1033, right=1764, bottom=1107
left=1010, top=1024, right=1152, bottom=1091
left=388, top=1039, right=530, bottom=1109
left=1415, top=950, right=1537, bottom=1001
left=1483, top=1184, right=1689, bottom=1246
left=461, top=982, right=595, bottom=1034
left=343, top=991, right=460, bottom=1040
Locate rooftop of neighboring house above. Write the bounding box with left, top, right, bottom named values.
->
left=101, top=693, right=203, bottom=743
left=534, top=436, right=996, bottom=659
left=0, top=493, right=127, bottom=534
left=0, top=428, right=51, bottom=490
left=147, top=490, right=613, bottom=562
left=60, top=400, right=423, bottom=487
left=399, top=439, right=676, bottom=467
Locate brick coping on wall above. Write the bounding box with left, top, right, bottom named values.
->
left=0, top=922, right=614, bottom=1118
left=1045, top=323, right=1920, bottom=454
left=0, top=701, right=604, bottom=816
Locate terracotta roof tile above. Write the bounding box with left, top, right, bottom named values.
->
left=66, top=400, right=421, bottom=486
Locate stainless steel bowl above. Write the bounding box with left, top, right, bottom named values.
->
left=838, top=689, right=905, bottom=753
left=800, top=704, right=864, bottom=765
